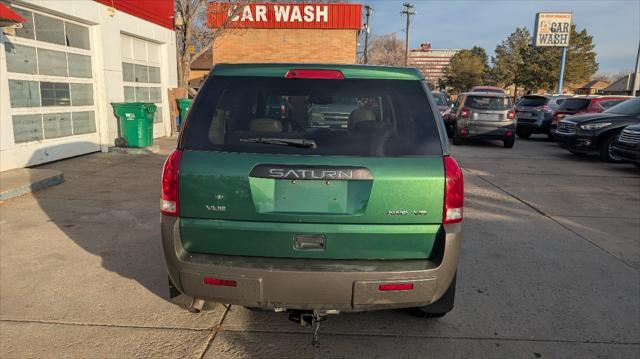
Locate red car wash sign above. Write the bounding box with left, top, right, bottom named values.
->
left=207, top=2, right=362, bottom=29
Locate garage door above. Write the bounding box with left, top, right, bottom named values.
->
left=3, top=6, right=100, bottom=167
left=120, top=34, right=166, bottom=138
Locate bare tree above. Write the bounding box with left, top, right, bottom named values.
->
left=175, top=0, right=247, bottom=95
left=591, top=72, right=613, bottom=83
left=367, top=34, right=404, bottom=67
left=175, top=1, right=345, bottom=95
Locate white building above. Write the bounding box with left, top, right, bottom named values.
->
left=0, top=0, right=177, bottom=171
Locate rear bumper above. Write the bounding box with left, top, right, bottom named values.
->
left=458, top=121, right=516, bottom=140
left=161, top=216, right=461, bottom=311
left=517, top=118, right=552, bottom=133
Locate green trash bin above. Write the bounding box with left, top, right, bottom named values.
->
left=111, top=102, right=157, bottom=148
left=176, top=98, right=193, bottom=129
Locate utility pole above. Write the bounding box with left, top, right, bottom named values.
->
left=401, top=3, right=415, bottom=67
left=363, top=5, right=373, bottom=64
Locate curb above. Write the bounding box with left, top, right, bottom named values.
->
left=108, top=145, right=161, bottom=155
left=0, top=171, right=65, bottom=201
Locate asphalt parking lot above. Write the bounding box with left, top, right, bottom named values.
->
left=1, top=136, right=639, bottom=358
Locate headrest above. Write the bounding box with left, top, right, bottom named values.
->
left=249, top=118, right=283, bottom=133
left=348, top=109, right=377, bottom=128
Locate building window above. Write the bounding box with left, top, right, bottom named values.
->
left=38, top=49, right=68, bottom=76
left=8, top=80, right=40, bottom=107
left=4, top=6, right=96, bottom=144
left=121, top=34, right=164, bottom=124
left=4, top=44, right=37, bottom=74
left=40, top=82, right=71, bottom=106
left=34, top=14, right=65, bottom=46
left=12, top=114, right=44, bottom=143
left=43, top=112, right=73, bottom=139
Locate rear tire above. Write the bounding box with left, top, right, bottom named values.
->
left=599, top=133, right=623, bottom=163
left=452, top=128, right=463, bottom=146
left=115, top=137, right=127, bottom=147
left=516, top=129, right=531, bottom=139
left=411, top=274, right=456, bottom=318
left=168, top=276, right=181, bottom=299
left=546, top=132, right=555, bottom=141
left=503, top=137, right=515, bottom=148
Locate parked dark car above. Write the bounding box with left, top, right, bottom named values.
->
left=556, top=98, right=640, bottom=162
left=611, top=124, right=640, bottom=167
left=515, top=95, right=570, bottom=139
left=550, top=96, right=631, bottom=136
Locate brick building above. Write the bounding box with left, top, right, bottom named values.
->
left=191, top=3, right=361, bottom=77
left=409, top=43, right=459, bottom=85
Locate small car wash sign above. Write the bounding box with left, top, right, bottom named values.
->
left=207, top=2, right=361, bottom=29
left=534, top=12, right=572, bottom=47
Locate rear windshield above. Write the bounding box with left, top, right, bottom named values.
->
left=550, top=97, right=567, bottom=109
left=432, top=93, right=447, bottom=106
left=472, top=88, right=504, bottom=93
left=464, top=95, right=512, bottom=110
left=181, top=77, right=442, bottom=157
left=558, top=98, right=590, bottom=111
left=518, top=96, right=548, bottom=107
left=599, top=99, right=626, bottom=110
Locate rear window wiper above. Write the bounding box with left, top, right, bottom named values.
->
left=239, top=137, right=317, bottom=149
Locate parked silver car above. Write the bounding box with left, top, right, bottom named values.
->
left=448, top=92, right=516, bottom=148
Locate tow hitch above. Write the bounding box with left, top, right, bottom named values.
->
left=287, top=310, right=339, bottom=347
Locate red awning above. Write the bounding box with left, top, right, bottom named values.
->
left=0, top=3, right=26, bottom=26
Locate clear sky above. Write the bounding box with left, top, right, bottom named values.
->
left=364, top=0, right=640, bottom=73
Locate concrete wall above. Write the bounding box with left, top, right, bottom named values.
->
left=0, top=0, right=177, bottom=171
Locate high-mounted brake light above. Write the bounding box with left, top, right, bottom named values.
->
left=460, top=108, right=470, bottom=119
left=203, top=277, right=237, bottom=287
left=443, top=156, right=464, bottom=224
left=379, top=283, right=414, bottom=291
left=285, top=69, right=345, bottom=80
left=161, top=149, right=183, bottom=216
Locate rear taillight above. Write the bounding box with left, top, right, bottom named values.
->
left=443, top=156, right=464, bottom=224
left=507, top=110, right=515, bottom=120
left=161, top=149, right=183, bottom=216
left=203, top=277, right=237, bottom=287
left=535, top=105, right=552, bottom=112
left=379, top=283, right=414, bottom=291
left=460, top=108, right=470, bottom=119
left=588, top=102, right=604, bottom=112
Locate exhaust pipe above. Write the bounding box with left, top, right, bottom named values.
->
left=187, top=298, right=205, bottom=313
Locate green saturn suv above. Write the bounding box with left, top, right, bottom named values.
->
left=160, top=63, right=463, bottom=318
